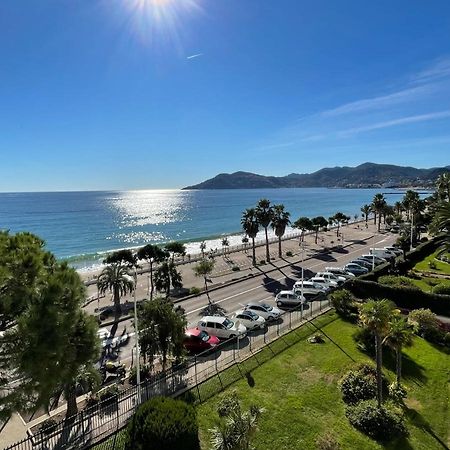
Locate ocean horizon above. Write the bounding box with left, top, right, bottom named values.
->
left=0, top=188, right=415, bottom=271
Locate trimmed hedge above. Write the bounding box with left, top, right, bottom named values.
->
left=346, top=279, right=450, bottom=316
left=397, top=235, right=446, bottom=273
left=125, top=397, right=200, bottom=450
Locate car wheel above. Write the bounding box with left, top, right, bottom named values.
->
left=276, top=301, right=283, bottom=307
left=229, top=334, right=236, bottom=339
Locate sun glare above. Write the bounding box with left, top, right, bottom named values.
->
left=123, top=0, right=202, bottom=49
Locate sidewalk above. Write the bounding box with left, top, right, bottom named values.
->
left=84, top=221, right=383, bottom=316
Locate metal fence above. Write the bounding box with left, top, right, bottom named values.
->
left=4, top=297, right=331, bottom=450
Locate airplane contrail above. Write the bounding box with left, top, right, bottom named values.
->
left=187, top=53, right=203, bottom=60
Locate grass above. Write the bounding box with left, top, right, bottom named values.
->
left=410, top=276, right=450, bottom=292
left=93, top=311, right=449, bottom=450
left=197, top=312, right=450, bottom=450
left=414, top=249, right=450, bottom=275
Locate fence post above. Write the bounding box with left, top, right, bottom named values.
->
left=289, top=311, right=292, bottom=329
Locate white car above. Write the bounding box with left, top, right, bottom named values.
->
left=232, top=309, right=266, bottom=330
left=244, top=303, right=282, bottom=321
left=293, top=280, right=326, bottom=297
left=97, top=328, right=129, bottom=349
left=324, top=267, right=355, bottom=279
left=197, top=316, right=247, bottom=340
left=309, top=277, right=338, bottom=291
left=275, top=290, right=306, bottom=307
left=315, top=271, right=346, bottom=285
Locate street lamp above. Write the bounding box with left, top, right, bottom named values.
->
left=410, top=209, right=414, bottom=252
left=133, top=267, right=141, bottom=404
left=300, top=242, right=305, bottom=320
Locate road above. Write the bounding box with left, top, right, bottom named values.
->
left=103, top=231, right=396, bottom=367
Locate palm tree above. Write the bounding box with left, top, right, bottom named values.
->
left=271, top=204, right=291, bottom=258
left=193, top=259, right=215, bottom=302
left=292, top=217, right=313, bottom=242
left=383, top=315, right=414, bottom=385
left=394, top=201, right=403, bottom=215
left=210, top=392, right=264, bottom=450
left=137, top=244, right=168, bottom=300
left=256, top=199, right=273, bottom=262
left=221, top=237, right=229, bottom=257
left=372, top=194, right=387, bottom=231
left=97, top=263, right=134, bottom=320
left=164, top=241, right=186, bottom=263
left=312, top=216, right=328, bottom=244
left=402, top=190, right=420, bottom=220
left=241, top=236, right=249, bottom=253
left=200, top=241, right=207, bottom=258
left=436, top=172, right=450, bottom=202
left=241, top=208, right=259, bottom=266
left=361, top=204, right=371, bottom=226
left=359, top=299, right=394, bottom=407
left=332, top=212, right=348, bottom=236
left=154, top=261, right=182, bottom=298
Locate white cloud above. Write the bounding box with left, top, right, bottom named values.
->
left=411, top=57, right=450, bottom=84
left=338, top=110, right=450, bottom=137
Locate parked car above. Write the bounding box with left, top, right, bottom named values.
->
left=275, top=290, right=305, bottom=307
left=352, top=258, right=373, bottom=270
left=390, top=225, right=400, bottom=233
left=324, top=267, right=355, bottom=279
left=308, top=277, right=338, bottom=291
left=344, top=263, right=369, bottom=275
left=384, top=246, right=403, bottom=256
left=97, top=328, right=129, bottom=349
left=232, top=309, right=266, bottom=330
left=369, top=248, right=396, bottom=261
left=183, top=328, right=220, bottom=353
left=359, top=254, right=387, bottom=265
left=293, top=280, right=327, bottom=297
left=244, top=303, right=282, bottom=321
left=197, top=316, right=247, bottom=340
left=315, top=271, right=346, bottom=285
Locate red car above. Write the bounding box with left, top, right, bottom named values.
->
left=183, top=328, right=220, bottom=353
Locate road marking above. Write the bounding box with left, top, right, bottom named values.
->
left=185, top=235, right=390, bottom=317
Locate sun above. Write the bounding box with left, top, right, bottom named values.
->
left=122, top=0, right=202, bottom=48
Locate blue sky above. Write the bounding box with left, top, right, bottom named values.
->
left=1, top=0, right=450, bottom=191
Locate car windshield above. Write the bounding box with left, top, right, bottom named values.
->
left=244, top=311, right=258, bottom=320
left=223, top=318, right=234, bottom=329
left=199, top=331, right=210, bottom=342
left=260, top=303, right=273, bottom=311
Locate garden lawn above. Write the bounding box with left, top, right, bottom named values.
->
left=197, top=312, right=450, bottom=450
left=414, top=249, right=450, bottom=275
left=410, top=276, right=450, bottom=292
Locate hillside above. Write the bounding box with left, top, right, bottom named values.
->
left=183, top=163, right=450, bottom=189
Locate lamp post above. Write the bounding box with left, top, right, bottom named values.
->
left=133, top=267, right=141, bottom=404
left=410, top=209, right=414, bottom=252
left=300, top=241, right=305, bottom=320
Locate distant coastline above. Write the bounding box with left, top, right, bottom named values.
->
left=183, top=162, right=449, bottom=190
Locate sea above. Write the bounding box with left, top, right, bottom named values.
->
left=0, top=188, right=412, bottom=272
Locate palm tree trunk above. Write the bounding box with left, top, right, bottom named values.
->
left=373, top=212, right=377, bottom=225
left=396, top=347, right=402, bottom=385
left=264, top=227, right=270, bottom=261
left=65, top=383, right=78, bottom=419
left=315, top=228, right=318, bottom=244
left=113, top=288, right=121, bottom=320
left=336, top=222, right=340, bottom=236
left=251, top=237, right=256, bottom=266
left=377, top=215, right=381, bottom=232
left=375, top=333, right=383, bottom=407
left=278, top=236, right=282, bottom=258
left=149, top=262, right=154, bottom=300
left=204, top=276, right=210, bottom=303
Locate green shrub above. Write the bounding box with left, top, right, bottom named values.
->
left=259, top=260, right=266, bottom=265
left=432, top=283, right=450, bottom=295
left=329, top=289, right=358, bottom=321
left=345, top=279, right=450, bottom=316
left=39, top=418, right=58, bottom=435
left=378, top=275, right=418, bottom=289
left=345, top=400, right=408, bottom=441
left=129, top=364, right=151, bottom=386
left=99, top=385, right=119, bottom=407
left=125, top=397, right=199, bottom=450
left=408, top=308, right=440, bottom=337
left=217, top=390, right=240, bottom=417
left=353, top=327, right=375, bottom=355
left=339, top=364, right=385, bottom=405
left=286, top=251, right=293, bottom=257
left=428, top=260, right=437, bottom=269
left=388, top=382, right=408, bottom=403
left=232, top=265, right=240, bottom=272
left=189, top=287, right=201, bottom=295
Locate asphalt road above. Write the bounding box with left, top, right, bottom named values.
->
left=102, top=232, right=396, bottom=367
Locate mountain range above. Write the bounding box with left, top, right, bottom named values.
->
left=183, top=163, right=449, bottom=190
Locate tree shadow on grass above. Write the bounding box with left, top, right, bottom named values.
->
left=403, top=406, right=449, bottom=449
left=383, top=350, right=427, bottom=386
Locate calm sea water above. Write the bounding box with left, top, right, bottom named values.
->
left=0, top=188, right=407, bottom=271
